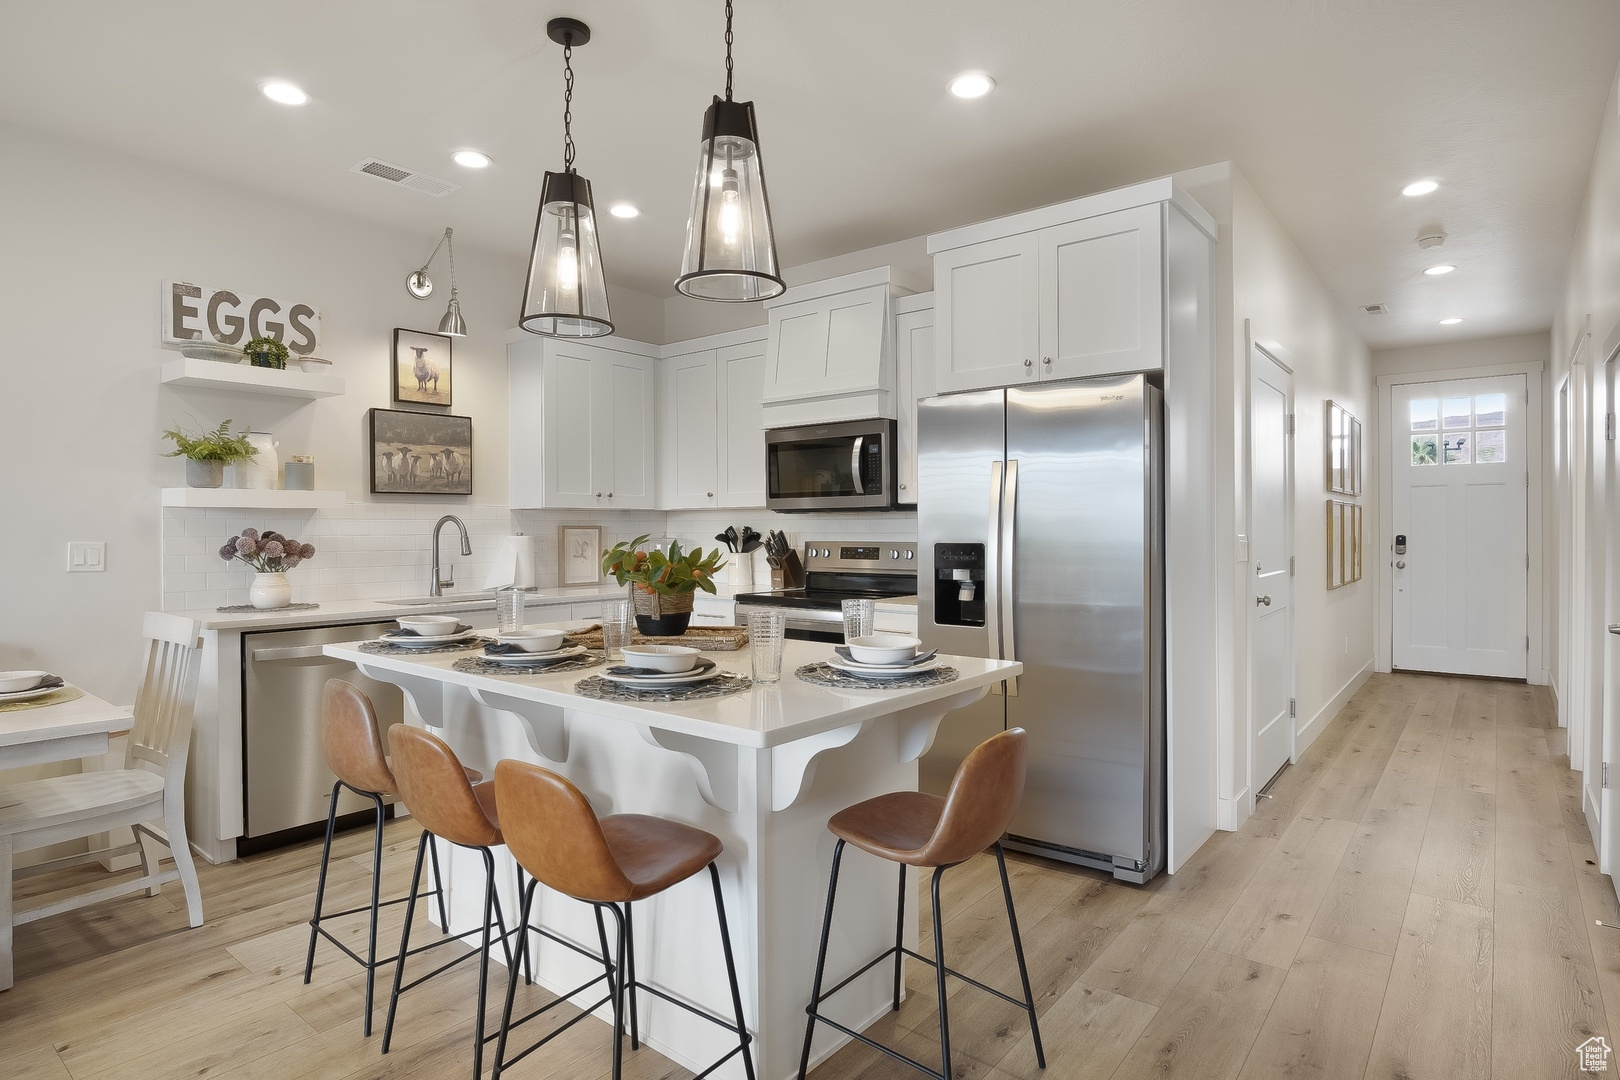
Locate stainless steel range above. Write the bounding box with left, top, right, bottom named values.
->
left=735, top=540, right=917, bottom=641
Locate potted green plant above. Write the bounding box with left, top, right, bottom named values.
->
left=601, top=534, right=725, bottom=636
left=242, top=335, right=290, bottom=369
left=161, top=419, right=258, bottom=488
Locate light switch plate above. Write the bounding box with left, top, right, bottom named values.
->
left=68, top=541, right=106, bottom=572
left=1235, top=535, right=1249, bottom=563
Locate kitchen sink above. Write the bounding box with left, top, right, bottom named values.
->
left=378, top=592, right=499, bottom=606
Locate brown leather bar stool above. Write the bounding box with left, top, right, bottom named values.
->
left=304, top=679, right=462, bottom=1036
left=490, top=759, right=756, bottom=1080
left=798, top=728, right=1045, bottom=1080
left=378, top=725, right=522, bottom=1080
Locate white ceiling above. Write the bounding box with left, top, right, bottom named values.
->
left=3, top=1, right=1617, bottom=348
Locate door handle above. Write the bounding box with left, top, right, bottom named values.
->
left=1256, top=595, right=1272, bottom=607
left=851, top=436, right=865, bottom=495
left=1001, top=459, right=1020, bottom=697
left=1609, top=625, right=1620, bottom=635
left=986, top=460, right=1004, bottom=695
left=1396, top=560, right=1406, bottom=569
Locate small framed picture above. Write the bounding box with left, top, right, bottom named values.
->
left=369, top=408, right=472, bottom=495
left=558, top=526, right=603, bottom=586
left=394, top=328, right=452, bottom=406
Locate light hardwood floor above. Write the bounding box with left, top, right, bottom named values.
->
left=1, top=673, right=1613, bottom=1080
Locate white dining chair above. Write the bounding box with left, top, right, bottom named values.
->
left=0, top=612, right=206, bottom=952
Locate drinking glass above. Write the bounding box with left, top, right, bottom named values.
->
left=601, top=598, right=634, bottom=661
left=748, top=609, right=787, bottom=683
left=841, top=598, right=875, bottom=641
left=495, top=588, right=525, bottom=634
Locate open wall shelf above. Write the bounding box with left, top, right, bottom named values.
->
left=160, top=357, right=344, bottom=399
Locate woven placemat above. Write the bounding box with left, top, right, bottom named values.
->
left=358, top=636, right=494, bottom=656
left=573, top=672, right=752, bottom=702
left=0, top=685, right=85, bottom=714
left=217, top=602, right=321, bottom=613
left=795, top=662, right=960, bottom=691
left=452, top=654, right=606, bottom=677
left=565, top=626, right=750, bottom=652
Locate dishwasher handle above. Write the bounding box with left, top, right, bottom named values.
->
left=250, top=644, right=333, bottom=662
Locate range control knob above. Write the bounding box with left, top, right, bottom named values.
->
left=820, top=548, right=831, bottom=558
left=890, top=549, right=900, bottom=559
left=904, top=550, right=915, bottom=560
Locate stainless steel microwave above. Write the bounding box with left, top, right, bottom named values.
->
left=765, top=418, right=897, bottom=512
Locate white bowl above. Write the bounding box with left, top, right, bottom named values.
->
left=496, top=629, right=566, bottom=653
left=846, top=634, right=922, bottom=665
left=620, top=644, right=700, bottom=673
left=297, top=356, right=333, bottom=374
left=0, top=670, right=48, bottom=694
left=397, top=615, right=461, bottom=636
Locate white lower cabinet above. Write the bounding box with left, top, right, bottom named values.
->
left=509, top=336, right=659, bottom=510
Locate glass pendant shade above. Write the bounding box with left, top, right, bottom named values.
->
left=520, top=170, right=614, bottom=337
left=675, top=97, right=785, bottom=302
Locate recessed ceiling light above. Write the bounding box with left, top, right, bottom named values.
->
left=1439, top=317, right=1463, bottom=325
left=451, top=150, right=491, bottom=169
left=260, top=80, right=309, bottom=106
left=948, top=71, right=995, bottom=99
left=1424, top=264, right=1456, bottom=276
left=1402, top=179, right=1440, bottom=197
left=609, top=202, right=640, bottom=219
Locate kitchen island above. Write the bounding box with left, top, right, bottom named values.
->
left=323, top=635, right=1019, bottom=1080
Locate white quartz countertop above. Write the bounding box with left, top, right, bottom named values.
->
left=324, top=636, right=1018, bottom=749
left=163, top=585, right=628, bottom=632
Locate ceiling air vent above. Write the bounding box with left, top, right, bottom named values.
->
left=349, top=158, right=460, bottom=198
left=1362, top=304, right=1390, bottom=315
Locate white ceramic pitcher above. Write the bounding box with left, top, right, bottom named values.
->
left=236, top=431, right=280, bottom=489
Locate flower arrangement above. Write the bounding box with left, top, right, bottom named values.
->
left=220, top=528, right=317, bottom=573
left=242, top=336, right=290, bottom=369
left=161, top=419, right=258, bottom=463
left=601, top=534, right=724, bottom=596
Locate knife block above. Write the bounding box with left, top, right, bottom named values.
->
left=770, top=550, right=806, bottom=591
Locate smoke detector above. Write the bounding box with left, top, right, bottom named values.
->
left=1362, top=304, right=1390, bottom=315
left=349, top=158, right=460, bottom=198
left=1416, top=227, right=1447, bottom=250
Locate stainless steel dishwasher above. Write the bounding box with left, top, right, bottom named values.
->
left=241, top=621, right=406, bottom=854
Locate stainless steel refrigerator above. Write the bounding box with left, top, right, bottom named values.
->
left=917, top=373, right=1164, bottom=883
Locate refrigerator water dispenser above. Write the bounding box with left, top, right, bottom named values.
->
left=933, top=543, right=986, bottom=626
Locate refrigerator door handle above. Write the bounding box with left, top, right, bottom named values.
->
left=851, top=436, right=865, bottom=495
left=986, top=459, right=1004, bottom=695
left=1002, top=458, right=1020, bottom=697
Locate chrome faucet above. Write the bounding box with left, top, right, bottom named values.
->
left=429, top=515, right=472, bottom=597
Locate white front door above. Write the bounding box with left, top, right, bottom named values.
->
left=1250, top=346, right=1294, bottom=793
left=1392, top=376, right=1528, bottom=677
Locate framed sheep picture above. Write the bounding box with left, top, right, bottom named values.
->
left=393, top=327, right=452, bottom=407
left=369, top=408, right=472, bottom=495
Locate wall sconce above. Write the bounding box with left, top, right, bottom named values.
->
left=406, top=227, right=467, bottom=336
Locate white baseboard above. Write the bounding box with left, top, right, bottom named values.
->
left=1217, top=786, right=1250, bottom=832
left=1297, top=662, right=1374, bottom=756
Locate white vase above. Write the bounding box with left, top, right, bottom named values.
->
left=236, top=432, right=280, bottom=490
left=249, top=572, right=292, bottom=610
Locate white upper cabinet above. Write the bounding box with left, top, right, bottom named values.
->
left=715, top=340, right=767, bottom=507
left=508, top=336, right=659, bottom=510
left=892, top=294, right=934, bottom=505
left=929, top=178, right=1211, bottom=394
left=1039, top=204, right=1162, bottom=380
left=932, top=233, right=1039, bottom=393
left=659, top=349, right=720, bottom=510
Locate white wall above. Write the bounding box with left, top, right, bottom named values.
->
left=1374, top=332, right=1550, bottom=378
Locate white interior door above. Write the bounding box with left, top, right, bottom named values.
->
left=1250, top=347, right=1294, bottom=793
left=1391, top=376, right=1528, bottom=678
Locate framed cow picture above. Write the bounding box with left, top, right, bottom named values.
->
left=393, top=328, right=452, bottom=407
left=369, top=408, right=472, bottom=495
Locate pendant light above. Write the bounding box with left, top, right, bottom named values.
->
left=520, top=17, right=613, bottom=338
left=405, top=227, right=467, bottom=336
left=674, top=0, right=785, bottom=302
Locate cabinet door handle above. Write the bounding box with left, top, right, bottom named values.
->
left=1042, top=356, right=1052, bottom=366
left=595, top=492, right=603, bottom=498
left=707, top=492, right=714, bottom=498
left=1023, top=358, right=1033, bottom=368
left=607, top=492, right=614, bottom=499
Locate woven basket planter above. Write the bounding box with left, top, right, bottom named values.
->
left=631, top=587, right=695, bottom=636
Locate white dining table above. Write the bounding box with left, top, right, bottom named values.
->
left=0, top=686, right=133, bottom=991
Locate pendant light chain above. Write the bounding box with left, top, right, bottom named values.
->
left=723, top=0, right=734, bottom=101
left=562, top=35, right=576, bottom=172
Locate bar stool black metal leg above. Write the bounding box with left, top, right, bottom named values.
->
left=625, top=901, right=640, bottom=1050
left=427, top=832, right=450, bottom=930
left=381, top=830, right=430, bottom=1054
left=605, top=903, right=628, bottom=1080
left=710, top=862, right=757, bottom=1080
left=994, top=844, right=1045, bottom=1068
left=471, top=847, right=498, bottom=1080
left=798, top=838, right=847, bottom=1080
left=493, top=876, right=538, bottom=1080
left=361, top=791, right=387, bottom=1036
left=595, top=904, right=616, bottom=991
left=892, top=863, right=907, bottom=1012
left=515, top=867, right=533, bottom=986
left=931, top=866, right=952, bottom=1080
left=303, top=780, right=342, bottom=984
